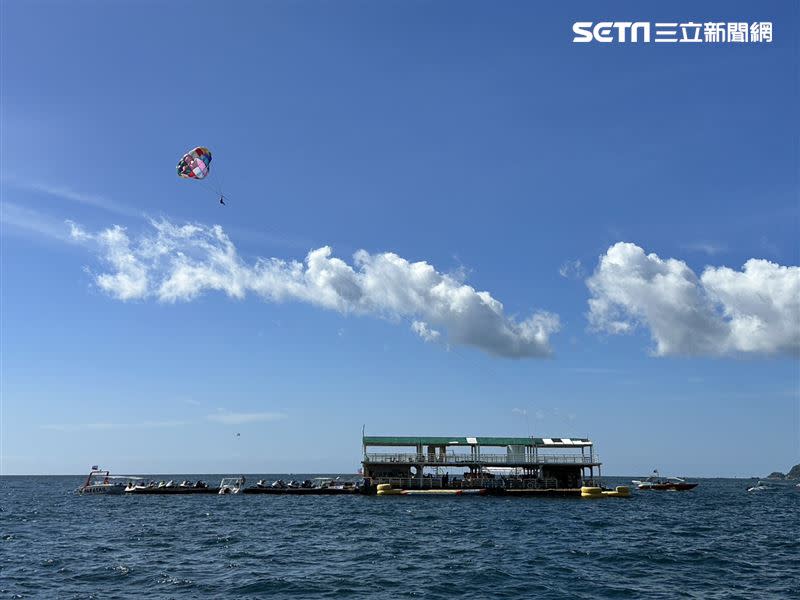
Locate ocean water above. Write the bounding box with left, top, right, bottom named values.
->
left=1, top=476, right=798, bottom=599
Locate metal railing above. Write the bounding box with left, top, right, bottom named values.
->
left=363, top=452, right=599, bottom=466
left=368, top=477, right=562, bottom=490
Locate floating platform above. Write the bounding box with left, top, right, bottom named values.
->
left=125, top=486, right=593, bottom=497
left=493, top=488, right=582, bottom=497
left=242, top=486, right=359, bottom=495
left=383, top=488, right=487, bottom=496
left=373, top=484, right=584, bottom=497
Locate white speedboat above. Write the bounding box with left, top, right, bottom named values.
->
left=125, top=481, right=152, bottom=493
left=77, top=467, right=139, bottom=495
left=219, top=476, right=245, bottom=494
left=125, top=479, right=213, bottom=494
left=747, top=481, right=769, bottom=492
left=632, top=470, right=698, bottom=491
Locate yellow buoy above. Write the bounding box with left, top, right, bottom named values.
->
left=580, top=485, right=604, bottom=498
left=581, top=485, right=631, bottom=498
left=376, top=483, right=403, bottom=495
left=602, top=486, right=631, bottom=498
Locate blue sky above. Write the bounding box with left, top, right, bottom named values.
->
left=2, top=0, right=798, bottom=476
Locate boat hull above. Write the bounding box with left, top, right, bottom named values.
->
left=373, top=482, right=584, bottom=497
left=243, top=486, right=359, bottom=495
left=125, top=486, right=217, bottom=494
left=391, top=489, right=487, bottom=496
left=637, top=483, right=698, bottom=491
left=78, top=484, right=126, bottom=495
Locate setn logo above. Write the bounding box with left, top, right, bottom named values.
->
left=573, top=22, right=650, bottom=43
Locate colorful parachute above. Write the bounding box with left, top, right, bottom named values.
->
left=177, top=146, right=212, bottom=180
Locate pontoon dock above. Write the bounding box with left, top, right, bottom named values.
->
left=81, top=434, right=617, bottom=497
left=361, top=435, right=603, bottom=496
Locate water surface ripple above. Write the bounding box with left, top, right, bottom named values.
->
left=2, top=476, right=798, bottom=598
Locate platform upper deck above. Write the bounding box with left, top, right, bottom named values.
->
left=362, top=435, right=599, bottom=468
left=363, top=451, right=600, bottom=467
left=362, top=435, right=593, bottom=448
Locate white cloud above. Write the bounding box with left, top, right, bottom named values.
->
left=587, top=242, right=800, bottom=357
left=411, top=320, right=441, bottom=343
left=702, top=259, right=800, bottom=355
left=206, top=411, right=287, bottom=425
left=70, top=223, right=150, bottom=301
left=72, top=219, right=560, bottom=358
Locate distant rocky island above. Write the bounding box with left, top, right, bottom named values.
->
left=766, top=464, right=800, bottom=480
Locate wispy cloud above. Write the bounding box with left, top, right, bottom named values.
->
left=514, top=407, right=575, bottom=422
left=558, top=259, right=585, bottom=279
left=43, top=411, right=287, bottom=431
left=20, top=181, right=141, bottom=218
left=563, top=367, right=623, bottom=374
left=4, top=178, right=313, bottom=251
left=1, top=202, right=75, bottom=242
left=759, top=236, right=781, bottom=258
left=70, top=218, right=561, bottom=358
left=206, top=411, right=288, bottom=425
left=680, top=242, right=728, bottom=256
left=41, top=420, right=189, bottom=432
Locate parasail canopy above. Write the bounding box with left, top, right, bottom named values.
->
left=177, top=146, right=212, bottom=180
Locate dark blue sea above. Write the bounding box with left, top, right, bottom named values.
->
left=2, top=476, right=798, bottom=599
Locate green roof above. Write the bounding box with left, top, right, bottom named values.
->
left=362, top=436, right=592, bottom=447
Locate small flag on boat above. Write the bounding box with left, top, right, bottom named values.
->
left=92, top=465, right=99, bottom=470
